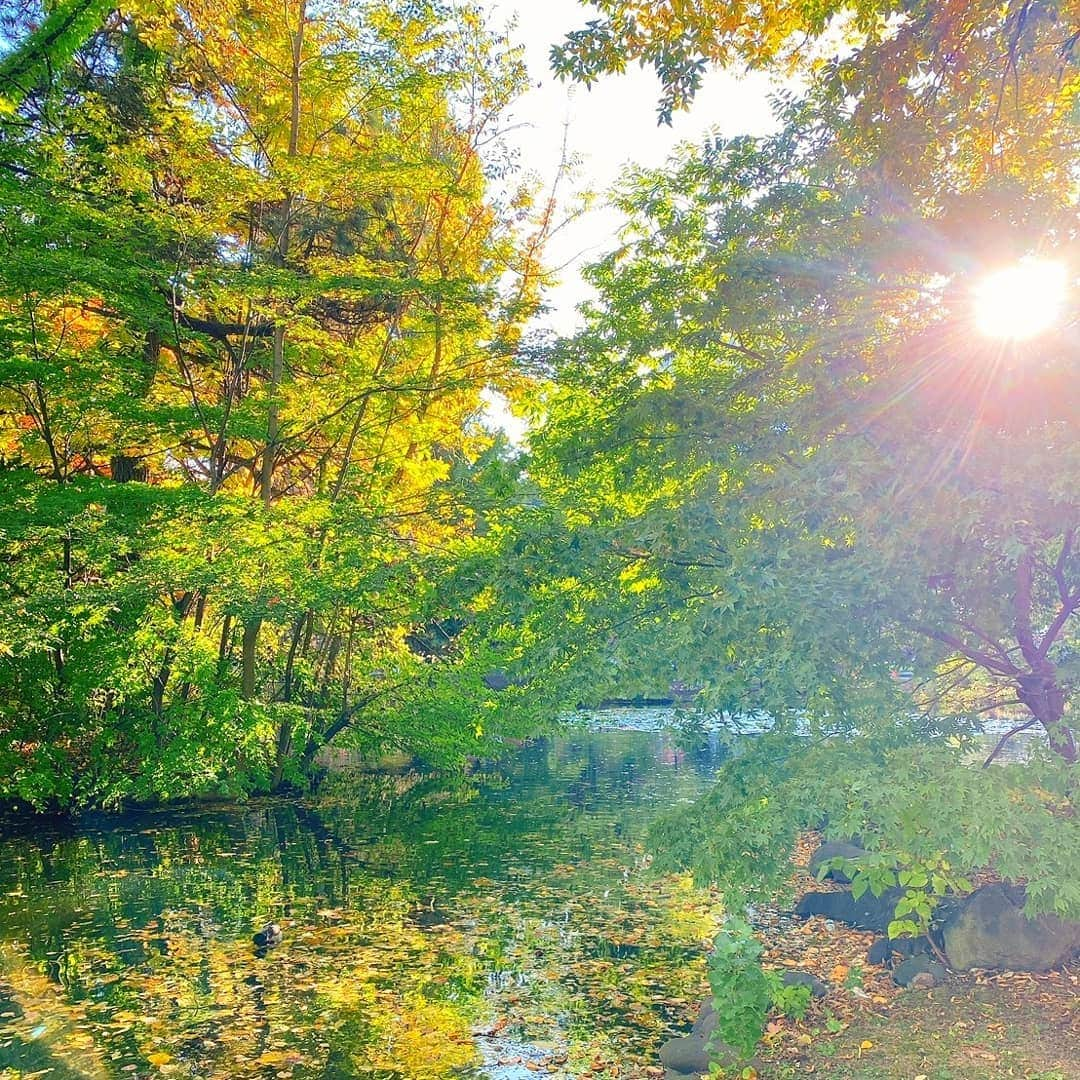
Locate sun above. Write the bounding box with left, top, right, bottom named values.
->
left=973, top=259, right=1067, bottom=340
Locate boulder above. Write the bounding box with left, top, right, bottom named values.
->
left=867, top=934, right=932, bottom=968
left=781, top=970, right=829, bottom=998
left=690, top=998, right=716, bottom=1038
left=892, top=954, right=947, bottom=988
left=809, top=841, right=865, bottom=884
left=659, top=999, right=756, bottom=1079
left=659, top=1031, right=711, bottom=1076
left=942, top=884, right=1080, bottom=972
left=867, top=936, right=889, bottom=966
left=795, top=887, right=902, bottom=933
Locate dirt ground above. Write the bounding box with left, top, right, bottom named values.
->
left=739, top=834, right=1080, bottom=1080
left=758, top=970, right=1079, bottom=1079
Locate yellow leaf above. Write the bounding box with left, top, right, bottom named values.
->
left=146, top=1052, right=172, bottom=1066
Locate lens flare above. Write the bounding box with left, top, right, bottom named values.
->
left=973, top=259, right=1067, bottom=340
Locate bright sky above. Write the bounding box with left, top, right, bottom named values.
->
left=483, top=1, right=781, bottom=335
left=476, top=2, right=781, bottom=439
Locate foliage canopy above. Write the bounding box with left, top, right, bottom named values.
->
left=0, top=0, right=547, bottom=808
left=470, top=10, right=1080, bottom=929
left=0, top=2, right=1077, bottom=969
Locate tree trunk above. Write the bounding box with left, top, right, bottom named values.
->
left=270, top=613, right=309, bottom=790
left=259, top=325, right=284, bottom=508
left=272, top=716, right=293, bottom=791
left=52, top=533, right=73, bottom=681
left=259, top=5, right=305, bottom=510
left=217, top=613, right=233, bottom=677
left=110, top=454, right=149, bottom=483
left=281, top=612, right=306, bottom=702
left=151, top=592, right=195, bottom=718
left=1017, top=671, right=1076, bottom=763
left=242, top=618, right=260, bottom=700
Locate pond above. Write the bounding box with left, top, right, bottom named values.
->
left=0, top=723, right=727, bottom=1080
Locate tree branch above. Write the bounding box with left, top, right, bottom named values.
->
left=1013, top=550, right=1042, bottom=669
left=906, top=621, right=1020, bottom=676
left=1051, top=527, right=1074, bottom=604
left=955, top=618, right=1014, bottom=666
left=175, top=308, right=276, bottom=340
left=982, top=717, right=1040, bottom=768
left=1038, top=591, right=1080, bottom=659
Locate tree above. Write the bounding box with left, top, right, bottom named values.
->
left=471, top=80, right=1079, bottom=928
left=554, top=0, right=1080, bottom=173
left=0, top=0, right=548, bottom=808
left=0, top=0, right=113, bottom=107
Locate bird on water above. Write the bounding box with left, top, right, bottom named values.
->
left=252, top=922, right=283, bottom=948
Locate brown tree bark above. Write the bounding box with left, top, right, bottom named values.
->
left=241, top=619, right=260, bottom=700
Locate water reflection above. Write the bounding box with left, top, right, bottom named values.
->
left=0, top=729, right=725, bottom=1079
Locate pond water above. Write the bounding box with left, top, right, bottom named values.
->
left=0, top=724, right=727, bottom=1080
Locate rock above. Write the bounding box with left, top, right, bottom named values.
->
left=809, top=841, right=865, bottom=884
left=659, top=999, right=756, bottom=1078
left=659, top=1037, right=752, bottom=1078
left=690, top=998, right=716, bottom=1038
left=867, top=936, right=890, bottom=966
left=867, top=934, right=932, bottom=968
left=942, top=884, right=1080, bottom=972
left=781, top=970, right=829, bottom=998
left=892, top=954, right=947, bottom=988
left=795, top=887, right=902, bottom=933
left=658, top=1032, right=711, bottom=1076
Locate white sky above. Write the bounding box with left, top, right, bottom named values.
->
left=476, top=2, right=782, bottom=440
left=483, top=1, right=781, bottom=335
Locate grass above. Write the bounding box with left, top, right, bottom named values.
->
left=753, top=973, right=1080, bottom=1079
